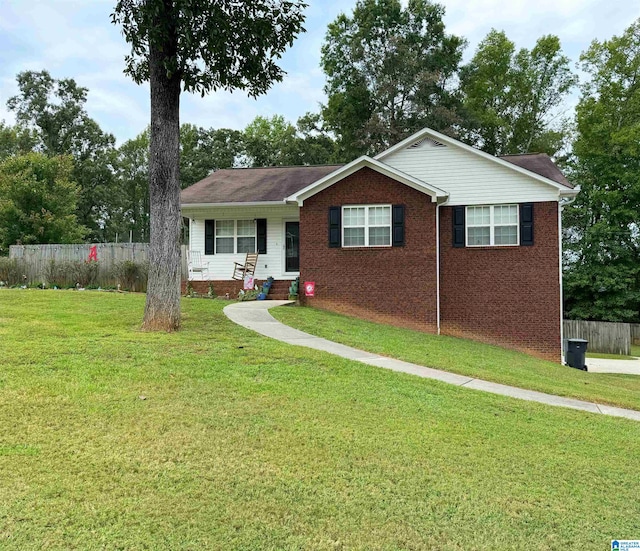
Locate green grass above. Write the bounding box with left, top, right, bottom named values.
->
left=272, top=305, right=640, bottom=411
left=587, top=345, right=640, bottom=360
left=1, top=290, right=640, bottom=550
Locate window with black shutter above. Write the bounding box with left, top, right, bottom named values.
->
left=453, top=206, right=465, bottom=247
left=204, top=220, right=215, bottom=255
left=392, top=204, right=405, bottom=247
left=520, top=203, right=534, bottom=246
left=328, top=206, right=341, bottom=248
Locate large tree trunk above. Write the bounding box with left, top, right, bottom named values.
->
left=143, top=28, right=182, bottom=331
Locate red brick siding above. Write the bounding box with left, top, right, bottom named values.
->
left=439, top=202, right=561, bottom=361
left=181, top=279, right=292, bottom=299
left=299, top=167, right=438, bottom=332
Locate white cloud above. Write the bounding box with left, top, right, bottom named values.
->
left=0, top=0, right=638, bottom=144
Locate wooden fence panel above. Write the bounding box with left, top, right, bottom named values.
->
left=563, top=319, right=631, bottom=355
left=9, top=243, right=188, bottom=284
left=631, top=324, right=640, bottom=346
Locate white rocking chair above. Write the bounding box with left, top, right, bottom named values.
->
left=187, top=250, right=210, bottom=280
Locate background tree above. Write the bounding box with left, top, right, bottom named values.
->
left=320, top=0, right=465, bottom=159
left=563, top=20, right=640, bottom=322
left=113, top=129, right=151, bottom=243
left=243, top=114, right=337, bottom=167
left=0, top=153, right=87, bottom=254
left=0, top=122, right=36, bottom=161
left=7, top=70, right=118, bottom=239
left=460, top=31, right=576, bottom=156
left=112, top=0, right=306, bottom=331
left=180, top=124, right=242, bottom=188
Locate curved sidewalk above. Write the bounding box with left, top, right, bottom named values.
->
left=224, top=301, right=640, bottom=422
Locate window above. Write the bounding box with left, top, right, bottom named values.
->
left=466, top=205, right=518, bottom=246
left=236, top=220, right=256, bottom=253
left=215, top=220, right=256, bottom=253
left=342, top=205, right=391, bottom=247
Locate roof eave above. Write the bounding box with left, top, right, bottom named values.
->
left=181, top=200, right=290, bottom=209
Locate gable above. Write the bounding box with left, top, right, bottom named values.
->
left=286, top=155, right=448, bottom=205
left=376, top=128, right=577, bottom=205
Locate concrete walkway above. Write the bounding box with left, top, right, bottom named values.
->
left=587, top=356, right=640, bottom=375
left=223, top=301, right=640, bottom=422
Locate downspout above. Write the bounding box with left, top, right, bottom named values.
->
left=436, top=196, right=449, bottom=335
left=558, top=194, right=577, bottom=363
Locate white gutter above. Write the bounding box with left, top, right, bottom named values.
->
left=436, top=196, right=449, bottom=335
left=558, top=194, right=578, bottom=363
left=181, top=200, right=289, bottom=209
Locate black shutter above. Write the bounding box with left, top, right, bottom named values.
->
left=256, top=218, right=267, bottom=254
left=328, top=206, right=341, bottom=248
left=205, top=220, right=215, bottom=255
left=520, top=203, right=534, bottom=246
left=453, top=206, right=465, bottom=248
left=392, top=204, right=405, bottom=247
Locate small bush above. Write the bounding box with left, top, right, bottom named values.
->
left=43, top=260, right=76, bottom=288
left=112, top=261, right=148, bottom=292
left=74, top=261, right=99, bottom=288
left=0, top=258, right=24, bottom=286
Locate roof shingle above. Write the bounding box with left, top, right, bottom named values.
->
left=180, top=165, right=343, bottom=204
left=499, top=153, right=573, bottom=188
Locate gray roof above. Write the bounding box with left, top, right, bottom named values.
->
left=180, top=154, right=572, bottom=205
left=499, top=153, right=573, bottom=188
left=180, top=165, right=343, bottom=204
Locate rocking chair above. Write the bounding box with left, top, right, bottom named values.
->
left=232, top=252, right=259, bottom=280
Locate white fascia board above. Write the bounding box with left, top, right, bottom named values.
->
left=181, top=200, right=288, bottom=210
left=285, top=155, right=448, bottom=205
left=375, top=127, right=576, bottom=194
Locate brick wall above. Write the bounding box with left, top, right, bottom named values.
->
left=299, top=167, right=438, bottom=332
left=439, top=202, right=561, bottom=361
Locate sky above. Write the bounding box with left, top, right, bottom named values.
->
left=0, top=0, right=637, bottom=146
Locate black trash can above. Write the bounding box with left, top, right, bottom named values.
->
left=566, top=338, right=588, bottom=371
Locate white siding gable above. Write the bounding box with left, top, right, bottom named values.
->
left=184, top=204, right=299, bottom=280
left=382, top=139, right=560, bottom=205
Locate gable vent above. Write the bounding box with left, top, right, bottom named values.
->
left=407, top=137, right=446, bottom=149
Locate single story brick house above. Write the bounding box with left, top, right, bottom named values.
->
left=180, top=128, right=578, bottom=361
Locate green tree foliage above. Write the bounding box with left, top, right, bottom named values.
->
left=113, top=129, right=151, bottom=243
left=0, top=122, right=36, bottom=161
left=6, top=70, right=118, bottom=239
left=243, top=114, right=337, bottom=167
left=112, top=0, right=306, bottom=331
left=0, top=153, right=87, bottom=253
left=460, top=30, right=576, bottom=156
left=180, top=124, right=242, bottom=188
left=321, top=0, right=465, bottom=159
left=563, top=20, right=640, bottom=322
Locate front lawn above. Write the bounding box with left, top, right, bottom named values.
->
left=272, top=305, right=640, bottom=411
left=1, top=290, right=639, bottom=550
left=587, top=344, right=640, bottom=360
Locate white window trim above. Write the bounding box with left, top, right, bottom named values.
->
left=342, top=204, right=392, bottom=248
left=214, top=219, right=256, bottom=254
left=466, top=205, right=519, bottom=247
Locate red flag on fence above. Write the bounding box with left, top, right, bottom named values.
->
left=88, top=245, right=98, bottom=262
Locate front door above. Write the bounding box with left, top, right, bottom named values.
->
left=285, top=221, right=300, bottom=272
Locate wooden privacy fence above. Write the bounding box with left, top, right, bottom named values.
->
left=563, top=319, right=631, bottom=355
left=9, top=243, right=188, bottom=284
left=632, top=324, right=640, bottom=346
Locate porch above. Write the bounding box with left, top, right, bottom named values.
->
left=182, top=204, right=301, bottom=282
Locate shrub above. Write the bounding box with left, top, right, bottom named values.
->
left=0, top=258, right=24, bottom=286
left=43, top=260, right=76, bottom=288
left=74, top=261, right=99, bottom=288
left=112, top=261, right=148, bottom=292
